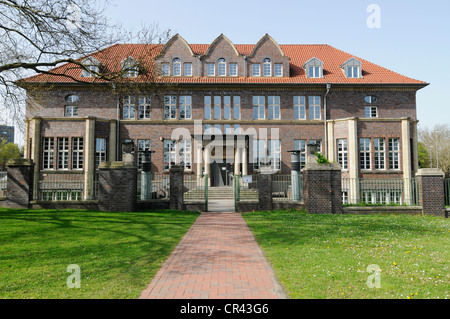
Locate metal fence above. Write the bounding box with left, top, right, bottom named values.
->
left=272, top=174, right=303, bottom=201
left=235, top=174, right=259, bottom=201
left=183, top=174, right=207, bottom=201
left=341, top=178, right=420, bottom=206
left=0, top=171, right=6, bottom=198
left=137, top=172, right=170, bottom=200
left=35, top=171, right=84, bottom=201
left=445, top=178, right=450, bottom=206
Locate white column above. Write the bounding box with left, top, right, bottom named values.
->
left=84, top=117, right=96, bottom=200
left=234, top=146, right=241, bottom=175
left=327, top=121, right=335, bottom=163
left=402, top=119, right=412, bottom=205
left=205, top=146, right=211, bottom=186
left=348, top=118, right=359, bottom=204
left=31, top=118, right=41, bottom=200
left=109, top=120, right=117, bottom=162
left=196, top=145, right=202, bottom=182
left=242, top=145, right=248, bottom=176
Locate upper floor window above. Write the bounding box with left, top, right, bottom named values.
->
left=252, top=64, right=261, bottom=77
left=161, top=63, right=170, bottom=76
left=218, top=58, right=226, bottom=76
left=304, top=58, right=324, bottom=78
left=65, top=95, right=79, bottom=103
left=65, top=95, right=79, bottom=117
left=207, top=63, right=215, bottom=76
left=268, top=96, right=280, bottom=120
left=80, top=57, right=100, bottom=77
left=123, top=96, right=136, bottom=119
left=172, top=58, right=181, bottom=76
left=342, top=58, right=362, bottom=78
left=122, top=57, right=139, bottom=77
left=364, top=95, right=378, bottom=118
left=263, top=58, right=271, bottom=77
left=253, top=96, right=265, bottom=119
left=138, top=96, right=151, bottom=119
left=229, top=63, right=238, bottom=76
left=274, top=64, right=283, bottom=77
left=184, top=63, right=192, bottom=76
left=308, top=96, right=321, bottom=120
left=294, top=96, right=306, bottom=120
left=179, top=96, right=192, bottom=119
left=164, top=96, right=177, bottom=119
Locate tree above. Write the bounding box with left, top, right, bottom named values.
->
left=418, top=123, right=450, bottom=175
left=417, top=141, right=430, bottom=169
left=0, top=0, right=171, bottom=134
left=0, top=141, right=21, bottom=170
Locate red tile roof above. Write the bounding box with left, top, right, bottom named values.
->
left=20, top=43, right=427, bottom=85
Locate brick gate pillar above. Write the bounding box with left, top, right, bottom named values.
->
left=6, top=159, right=35, bottom=209
left=416, top=168, right=446, bottom=217
left=98, top=161, right=137, bottom=212
left=303, top=162, right=342, bottom=214
left=169, top=165, right=184, bottom=210
left=258, top=167, right=273, bottom=211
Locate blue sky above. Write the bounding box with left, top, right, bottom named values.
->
left=104, top=0, right=450, bottom=130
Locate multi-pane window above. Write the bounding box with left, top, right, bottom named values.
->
left=233, top=96, right=241, bottom=120
left=274, top=64, right=283, bottom=77
left=347, top=66, right=360, bottom=78
left=365, top=106, right=378, bottom=118
left=218, top=58, right=226, bottom=76
left=184, top=63, right=192, bottom=76
left=179, top=140, right=192, bottom=170
left=294, top=140, right=307, bottom=169
left=309, top=96, right=321, bottom=120
left=138, top=96, right=151, bottom=119
left=308, top=66, right=321, bottom=78
left=65, top=95, right=79, bottom=103
left=161, top=63, right=170, bottom=76
left=263, top=58, right=271, bottom=76
left=360, top=138, right=371, bottom=170
left=95, top=138, right=107, bottom=169
left=137, top=139, right=150, bottom=169
left=123, top=58, right=139, bottom=77
left=252, top=64, right=260, bottom=76
left=229, top=63, right=237, bottom=76
left=213, top=96, right=221, bottom=120
left=294, top=96, right=306, bottom=120
left=337, top=139, right=348, bottom=170
left=268, top=139, right=281, bottom=170
left=268, top=96, right=280, bottom=120
left=43, top=137, right=54, bottom=170
left=81, top=64, right=99, bottom=77
left=374, top=138, right=386, bottom=170
left=253, top=139, right=267, bottom=170
left=172, top=58, right=181, bottom=76
left=179, top=96, right=192, bottom=119
left=204, top=96, right=211, bottom=119
left=389, top=138, right=400, bottom=170
left=57, top=138, right=69, bottom=170
left=164, top=96, right=176, bottom=119
left=72, top=137, right=84, bottom=170
left=224, top=96, right=231, bottom=120
left=253, top=96, right=265, bottom=119
left=65, top=106, right=79, bottom=117
left=207, top=63, right=215, bottom=76
left=123, top=96, right=136, bottom=119
left=163, top=140, right=175, bottom=170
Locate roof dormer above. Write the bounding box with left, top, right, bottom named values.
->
left=80, top=56, right=101, bottom=77
left=303, top=57, right=324, bottom=78
left=341, top=57, right=363, bottom=78
left=121, top=56, right=139, bottom=78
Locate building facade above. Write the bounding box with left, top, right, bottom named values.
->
left=19, top=34, right=428, bottom=201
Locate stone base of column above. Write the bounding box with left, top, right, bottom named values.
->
left=258, top=167, right=273, bottom=211
left=5, top=159, right=35, bottom=209
left=169, top=165, right=185, bottom=210
left=98, top=162, right=137, bottom=212
left=416, top=168, right=446, bottom=217
left=303, top=162, right=342, bottom=214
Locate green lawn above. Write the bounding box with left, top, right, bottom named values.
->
left=0, top=208, right=200, bottom=299
left=243, top=210, right=450, bottom=299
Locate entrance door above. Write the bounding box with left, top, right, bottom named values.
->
left=211, top=161, right=232, bottom=187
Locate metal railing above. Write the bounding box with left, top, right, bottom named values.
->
left=183, top=174, right=207, bottom=200
left=445, top=178, right=450, bottom=206
left=0, top=171, right=7, bottom=198
left=235, top=174, right=259, bottom=201
left=137, top=172, right=170, bottom=200
left=36, top=171, right=84, bottom=201
left=341, top=178, right=420, bottom=206
left=272, top=174, right=303, bottom=201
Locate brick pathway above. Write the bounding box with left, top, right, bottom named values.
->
left=139, top=212, right=286, bottom=299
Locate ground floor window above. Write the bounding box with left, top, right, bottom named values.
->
left=72, top=137, right=84, bottom=170
left=43, top=137, right=54, bottom=170
left=253, top=139, right=281, bottom=171
left=164, top=139, right=191, bottom=170
left=95, top=138, right=107, bottom=169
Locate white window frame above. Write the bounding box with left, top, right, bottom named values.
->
left=218, top=58, right=226, bottom=76
left=347, top=66, right=360, bottom=78
left=374, top=138, right=386, bottom=170
left=137, top=139, right=150, bottom=169
left=389, top=138, right=400, bottom=170
left=57, top=137, right=69, bottom=170
left=253, top=139, right=267, bottom=170
left=233, top=96, right=241, bottom=120
left=161, top=63, right=170, bottom=76
left=294, top=139, right=307, bottom=169
left=268, top=139, right=281, bottom=171
left=163, top=140, right=176, bottom=170
left=337, top=139, right=348, bottom=170
left=263, top=58, right=271, bottom=77
left=184, top=63, right=192, bottom=76
left=360, top=138, right=371, bottom=170
left=253, top=96, right=265, bottom=120
left=163, top=139, right=191, bottom=171
left=204, top=96, right=211, bottom=119
left=229, top=63, right=238, bottom=77
left=223, top=96, right=231, bottom=120
left=95, top=138, right=107, bottom=169
left=207, top=63, right=215, bottom=76
left=164, top=96, right=177, bottom=119
left=365, top=106, right=378, bottom=118
left=308, top=66, right=321, bottom=78
left=294, top=96, right=306, bottom=120
left=43, top=137, right=54, bottom=170
left=72, top=137, right=84, bottom=170
left=308, top=96, right=321, bottom=120
left=81, top=64, right=99, bottom=77
left=274, top=63, right=283, bottom=77
left=213, top=96, right=221, bottom=120
left=172, top=58, right=181, bottom=76
left=252, top=64, right=261, bottom=77
left=138, top=96, right=151, bottom=119
left=123, top=95, right=136, bottom=119
left=268, top=96, right=280, bottom=120
left=179, top=96, right=192, bottom=120
left=65, top=106, right=79, bottom=117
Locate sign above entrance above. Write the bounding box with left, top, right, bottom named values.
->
left=242, top=175, right=252, bottom=183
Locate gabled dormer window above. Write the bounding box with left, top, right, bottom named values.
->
left=342, top=58, right=362, bottom=78
left=263, top=58, right=271, bottom=77
left=303, top=58, right=324, bottom=78
left=122, top=57, right=139, bottom=78
left=218, top=58, right=226, bottom=76
left=81, top=57, right=101, bottom=77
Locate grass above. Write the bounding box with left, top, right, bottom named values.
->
left=0, top=208, right=200, bottom=299
left=243, top=209, right=450, bottom=299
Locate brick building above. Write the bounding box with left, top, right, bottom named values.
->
left=18, top=34, right=428, bottom=201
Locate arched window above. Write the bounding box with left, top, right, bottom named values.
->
left=173, top=58, right=181, bottom=76
left=364, top=96, right=378, bottom=118
left=65, top=95, right=79, bottom=117
left=263, top=58, right=271, bottom=76
left=218, top=58, right=226, bottom=76
left=65, top=95, right=79, bottom=103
